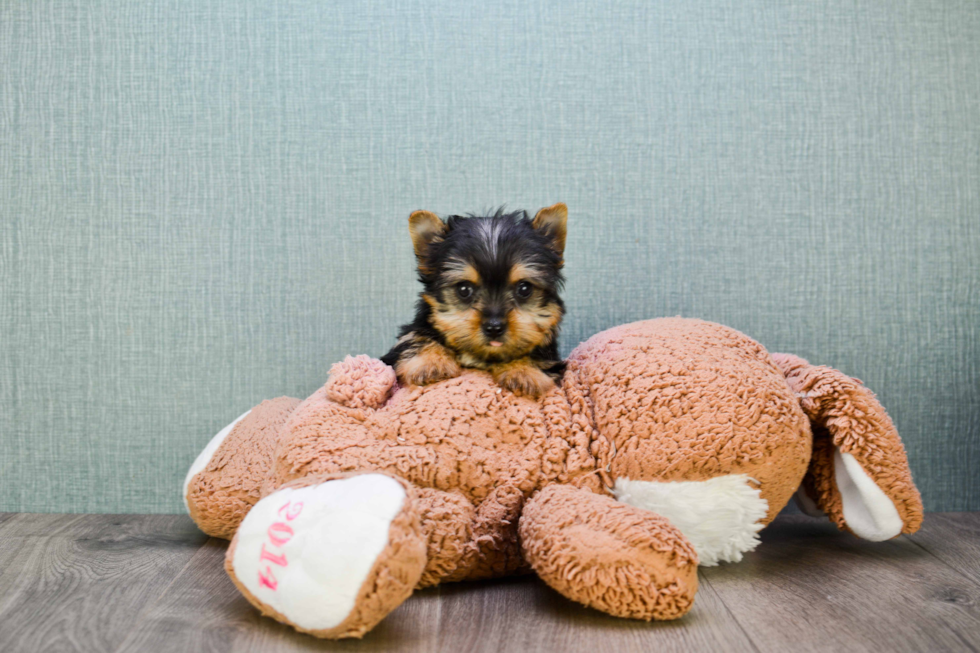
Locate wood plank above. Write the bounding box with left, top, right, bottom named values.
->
left=908, top=512, right=980, bottom=587
left=0, top=514, right=206, bottom=653
left=0, top=512, right=19, bottom=531
left=117, top=537, right=445, bottom=653
left=3, top=512, right=980, bottom=652
left=0, top=521, right=62, bottom=619
left=237, top=584, right=445, bottom=653
left=433, top=572, right=757, bottom=653
left=121, top=547, right=753, bottom=653
left=703, top=514, right=980, bottom=653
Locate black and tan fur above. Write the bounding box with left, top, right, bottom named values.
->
left=381, top=204, right=568, bottom=398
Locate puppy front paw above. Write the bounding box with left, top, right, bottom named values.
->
left=396, top=344, right=463, bottom=386
left=492, top=361, right=555, bottom=398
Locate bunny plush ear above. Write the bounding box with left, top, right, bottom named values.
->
left=772, top=354, right=923, bottom=540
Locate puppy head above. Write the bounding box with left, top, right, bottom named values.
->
left=408, top=204, right=567, bottom=363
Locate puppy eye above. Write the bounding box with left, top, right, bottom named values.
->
left=515, top=281, right=533, bottom=299
left=456, top=282, right=475, bottom=300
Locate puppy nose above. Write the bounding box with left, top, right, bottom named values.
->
left=482, top=319, right=506, bottom=338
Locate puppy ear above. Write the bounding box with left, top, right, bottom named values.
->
left=532, top=203, right=568, bottom=256
left=408, top=210, right=447, bottom=259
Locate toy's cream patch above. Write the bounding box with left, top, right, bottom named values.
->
left=613, top=475, right=769, bottom=566
left=230, top=474, right=405, bottom=631
left=183, top=410, right=251, bottom=512
left=834, top=449, right=903, bottom=541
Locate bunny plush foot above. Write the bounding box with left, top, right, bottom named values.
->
left=520, top=484, right=699, bottom=621
left=225, top=473, right=426, bottom=639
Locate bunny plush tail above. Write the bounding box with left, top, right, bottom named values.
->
left=772, top=354, right=923, bottom=540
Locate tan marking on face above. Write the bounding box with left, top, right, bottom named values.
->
left=396, top=341, right=462, bottom=386
left=441, top=261, right=482, bottom=286
left=441, top=303, right=556, bottom=363
left=530, top=301, right=563, bottom=333
left=426, top=291, right=562, bottom=365
left=507, top=301, right=562, bottom=348
left=507, top=263, right=546, bottom=286
left=425, top=293, right=485, bottom=353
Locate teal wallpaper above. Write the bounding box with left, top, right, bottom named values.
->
left=1, top=0, right=978, bottom=513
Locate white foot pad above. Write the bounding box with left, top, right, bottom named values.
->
left=231, top=474, right=406, bottom=631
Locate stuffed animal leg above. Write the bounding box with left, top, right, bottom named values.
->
left=417, top=484, right=528, bottom=586
left=223, top=474, right=528, bottom=639
left=224, top=472, right=428, bottom=639
left=773, top=353, right=924, bottom=540
left=184, top=355, right=399, bottom=540
left=184, top=396, right=301, bottom=539
left=519, top=484, right=699, bottom=620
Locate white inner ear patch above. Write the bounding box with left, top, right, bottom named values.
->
left=231, top=474, right=405, bottom=632
left=183, top=409, right=251, bottom=512
left=613, top=474, right=769, bottom=566
left=834, top=449, right=903, bottom=541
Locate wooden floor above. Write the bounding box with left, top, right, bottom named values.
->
left=0, top=512, right=978, bottom=653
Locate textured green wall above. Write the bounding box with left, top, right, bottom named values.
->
left=1, top=0, right=978, bottom=514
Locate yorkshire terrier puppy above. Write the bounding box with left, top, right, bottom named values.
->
left=381, top=203, right=568, bottom=398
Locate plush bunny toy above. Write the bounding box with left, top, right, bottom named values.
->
left=184, top=318, right=922, bottom=639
